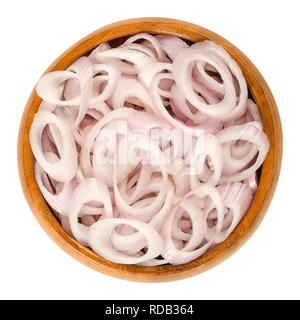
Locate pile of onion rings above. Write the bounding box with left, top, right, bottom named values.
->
left=30, top=33, right=269, bottom=265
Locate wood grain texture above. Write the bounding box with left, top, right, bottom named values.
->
left=17, top=17, right=283, bottom=282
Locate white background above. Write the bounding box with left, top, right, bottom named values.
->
left=1, top=0, right=298, bottom=300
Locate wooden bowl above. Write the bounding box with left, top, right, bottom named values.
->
left=17, top=17, right=282, bottom=282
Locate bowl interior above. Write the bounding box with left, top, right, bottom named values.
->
left=18, top=18, right=282, bottom=282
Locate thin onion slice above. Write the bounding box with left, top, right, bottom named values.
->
left=68, top=178, right=112, bottom=245
left=218, top=122, right=269, bottom=183
left=30, top=111, right=77, bottom=182
left=88, top=218, right=163, bottom=264
left=35, top=152, right=74, bottom=215
left=205, top=182, right=253, bottom=243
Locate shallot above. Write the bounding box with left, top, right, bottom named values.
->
left=29, top=33, right=270, bottom=266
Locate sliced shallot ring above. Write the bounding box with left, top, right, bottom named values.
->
left=185, top=183, right=225, bottom=233
left=122, top=33, right=166, bottom=61
left=95, top=48, right=155, bottom=71
left=155, top=35, right=188, bottom=60
left=173, top=47, right=236, bottom=118
left=93, top=133, right=137, bottom=187
left=225, top=99, right=262, bottom=128
left=39, top=100, right=57, bottom=113
left=205, top=183, right=253, bottom=243
left=139, top=62, right=172, bottom=88
left=221, top=141, right=258, bottom=176
left=218, top=122, right=270, bottom=183
left=191, top=69, right=221, bottom=105
left=89, top=63, right=121, bottom=106
left=30, top=111, right=77, bottom=182
left=148, top=179, right=175, bottom=229
left=151, top=72, right=205, bottom=136
left=36, top=71, right=80, bottom=106
left=68, top=57, right=93, bottom=128
left=193, top=61, right=225, bottom=95
left=89, top=42, right=111, bottom=63
left=165, top=163, right=190, bottom=203
left=91, top=101, right=112, bottom=117
left=113, top=134, right=169, bottom=222
left=222, top=101, right=261, bottom=172
left=161, top=207, right=212, bottom=265
left=222, top=122, right=262, bottom=173
left=111, top=75, right=153, bottom=112
left=117, top=164, right=152, bottom=205
left=172, top=199, right=207, bottom=251
left=189, top=132, right=223, bottom=187
left=161, top=184, right=225, bottom=264
left=35, top=152, right=74, bottom=215
left=43, top=122, right=64, bottom=156
left=171, top=84, right=208, bottom=124
left=88, top=218, right=163, bottom=264
left=172, top=207, right=192, bottom=241
left=68, top=178, right=112, bottom=245
left=120, top=43, right=156, bottom=59
left=111, top=180, right=174, bottom=254
left=80, top=108, right=137, bottom=178
left=199, top=40, right=248, bottom=120
left=71, top=110, right=101, bottom=147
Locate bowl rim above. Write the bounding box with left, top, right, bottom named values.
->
left=17, top=17, right=283, bottom=282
